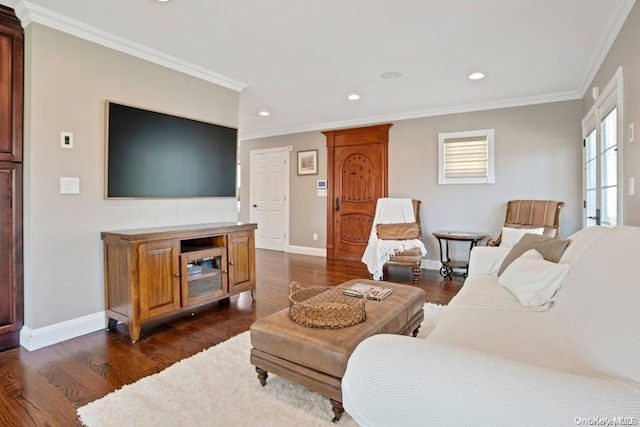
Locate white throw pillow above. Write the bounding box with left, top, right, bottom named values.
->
left=498, top=249, right=570, bottom=307
left=500, top=226, right=545, bottom=247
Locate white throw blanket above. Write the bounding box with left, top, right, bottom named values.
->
left=361, top=198, right=427, bottom=280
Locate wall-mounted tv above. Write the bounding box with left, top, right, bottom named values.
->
left=106, top=101, right=237, bottom=198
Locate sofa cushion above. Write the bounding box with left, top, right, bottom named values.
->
left=448, top=274, right=551, bottom=312
left=554, top=226, right=640, bottom=384
left=426, top=305, right=573, bottom=372
left=467, top=246, right=512, bottom=276
left=500, top=226, right=544, bottom=247
left=498, top=234, right=570, bottom=275
left=558, top=225, right=609, bottom=265
left=499, top=250, right=570, bottom=307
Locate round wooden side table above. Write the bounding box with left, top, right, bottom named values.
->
left=432, top=231, right=486, bottom=279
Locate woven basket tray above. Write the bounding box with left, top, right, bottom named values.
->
left=288, top=282, right=367, bottom=329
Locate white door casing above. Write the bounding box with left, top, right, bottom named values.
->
left=250, top=146, right=291, bottom=251
left=582, top=66, right=624, bottom=227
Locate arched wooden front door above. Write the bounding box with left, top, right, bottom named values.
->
left=323, top=124, right=391, bottom=260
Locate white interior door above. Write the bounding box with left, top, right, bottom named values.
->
left=250, top=147, right=290, bottom=251
left=582, top=67, right=623, bottom=227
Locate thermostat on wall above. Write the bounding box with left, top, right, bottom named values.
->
left=317, top=180, right=327, bottom=189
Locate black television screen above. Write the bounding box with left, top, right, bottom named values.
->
left=106, top=102, right=237, bottom=198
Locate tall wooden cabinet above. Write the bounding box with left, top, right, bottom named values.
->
left=102, top=223, right=257, bottom=342
left=0, top=6, right=23, bottom=351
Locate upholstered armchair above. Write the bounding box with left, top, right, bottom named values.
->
left=362, top=199, right=426, bottom=284
left=488, top=200, right=564, bottom=246
left=381, top=200, right=423, bottom=283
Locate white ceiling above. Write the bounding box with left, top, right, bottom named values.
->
left=4, top=0, right=636, bottom=139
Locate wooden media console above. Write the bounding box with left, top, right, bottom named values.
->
left=101, top=222, right=257, bottom=342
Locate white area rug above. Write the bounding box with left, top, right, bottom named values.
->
left=78, top=303, right=446, bottom=427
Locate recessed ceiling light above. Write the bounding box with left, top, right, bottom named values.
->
left=156, top=0, right=171, bottom=2
left=468, top=72, right=485, bottom=80
left=347, top=93, right=360, bottom=101
left=380, top=71, right=402, bottom=79
left=258, top=110, right=270, bottom=117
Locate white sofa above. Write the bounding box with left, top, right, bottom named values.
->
left=342, top=226, right=640, bottom=426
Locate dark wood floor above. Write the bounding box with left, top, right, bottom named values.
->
left=0, top=249, right=463, bottom=426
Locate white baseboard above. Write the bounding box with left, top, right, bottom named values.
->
left=20, top=311, right=107, bottom=351
left=421, top=259, right=442, bottom=270
left=286, top=245, right=327, bottom=257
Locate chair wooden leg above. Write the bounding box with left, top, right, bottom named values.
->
left=411, top=266, right=421, bottom=284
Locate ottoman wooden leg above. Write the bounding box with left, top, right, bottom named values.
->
left=255, top=367, right=269, bottom=386
left=330, top=399, right=344, bottom=422
left=412, top=326, right=421, bottom=337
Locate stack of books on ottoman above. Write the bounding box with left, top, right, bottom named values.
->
left=343, top=283, right=393, bottom=301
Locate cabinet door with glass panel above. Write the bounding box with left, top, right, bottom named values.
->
left=180, top=247, right=228, bottom=306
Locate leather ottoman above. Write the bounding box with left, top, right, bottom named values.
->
left=250, top=279, right=425, bottom=421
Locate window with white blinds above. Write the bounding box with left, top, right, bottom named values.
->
left=438, top=129, right=495, bottom=184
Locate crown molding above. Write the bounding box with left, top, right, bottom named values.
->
left=239, top=91, right=582, bottom=141
left=13, top=0, right=630, bottom=139
left=14, top=1, right=247, bottom=92
left=578, top=0, right=636, bottom=97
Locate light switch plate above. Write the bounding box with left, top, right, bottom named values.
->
left=60, top=177, right=80, bottom=194
left=60, top=131, right=74, bottom=149
left=630, top=123, right=635, bottom=143
left=317, top=189, right=327, bottom=197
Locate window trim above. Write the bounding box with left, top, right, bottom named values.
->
left=438, top=129, right=495, bottom=184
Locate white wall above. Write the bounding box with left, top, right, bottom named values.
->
left=389, top=101, right=583, bottom=257
left=23, top=24, right=239, bottom=332
left=583, top=1, right=640, bottom=225
left=240, top=100, right=584, bottom=258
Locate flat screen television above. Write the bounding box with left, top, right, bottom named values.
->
left=105, top=101, right=237, bottom=198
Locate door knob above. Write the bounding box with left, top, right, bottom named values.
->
left=587, top=208, right=601, bottom=225
left=334, top=198, right=340, bottom=211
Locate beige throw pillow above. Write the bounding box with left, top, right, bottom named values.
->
left=498, top=233, right=571, bottom=276
left=376, top=222, right=421, bottom=240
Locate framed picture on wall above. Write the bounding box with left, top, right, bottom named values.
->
left=297, top=150, right=318, bottom=175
